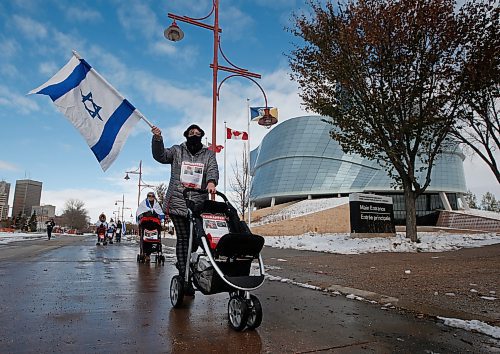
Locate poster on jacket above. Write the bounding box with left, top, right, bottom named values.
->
left=180, top=161, right=204, bottom=188
left=349, top=193, right=395, bottom=234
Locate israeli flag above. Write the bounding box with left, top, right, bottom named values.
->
left=29, top=51, right=143, bottom=171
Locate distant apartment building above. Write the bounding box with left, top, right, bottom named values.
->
left=0, top=180, right=10, bottom=220
left=12, top=179, right=42, bottom=217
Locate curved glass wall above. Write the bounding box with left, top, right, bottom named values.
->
left=250, top=116, right=468, bottom=217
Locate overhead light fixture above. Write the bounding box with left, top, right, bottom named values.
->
left=164, top=21, right=184, bottom=42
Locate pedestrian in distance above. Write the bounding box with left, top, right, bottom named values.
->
left=46, top=218, right=55, bottom=240
left=151, top=124, right=219, bottom=296
left=116, top=220, right=122, bottom=243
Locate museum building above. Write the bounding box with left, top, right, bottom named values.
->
left=250, top=116, right=468, bottom=225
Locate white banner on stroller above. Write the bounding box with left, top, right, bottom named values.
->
left=201, top=213, right=229, bottom=249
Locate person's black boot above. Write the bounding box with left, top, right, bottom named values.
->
left=185, top=281, right=195, bottom=297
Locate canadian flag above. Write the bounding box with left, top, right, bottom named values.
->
left=226, top=127, right=248, bottom=140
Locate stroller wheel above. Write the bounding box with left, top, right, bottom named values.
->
left=170, top=275, right=184, bottom=308
left=228, top=296, right=249, bottom=331
left=246, top=295, right=263, bottom=330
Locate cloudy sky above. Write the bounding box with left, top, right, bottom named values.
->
left=0, top=0, right=497, bottom=222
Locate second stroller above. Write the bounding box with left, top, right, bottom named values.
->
left=136, top=192, right=166, bottom=264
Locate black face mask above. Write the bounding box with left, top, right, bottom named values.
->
left=186, top=135, right=203, bottom=154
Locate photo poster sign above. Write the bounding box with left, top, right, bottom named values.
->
left=180, top=161, right=204, bottom=188
left=349, top=193, right=396, bottom=233
left=201, top=213, right=229, bottom=249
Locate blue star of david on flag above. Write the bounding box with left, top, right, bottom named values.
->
left=80, top=90, right=103, bottom=121
left=28, top=51, right=148, bottom=172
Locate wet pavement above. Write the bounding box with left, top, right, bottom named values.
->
left=0, top=235, right=498, bottom=353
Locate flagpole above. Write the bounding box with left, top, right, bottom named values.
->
left=224, top=121, right=227, bottom=195
left=247, top=98, right=252, bottom=228
left=71, top=50, right=154, bottom=129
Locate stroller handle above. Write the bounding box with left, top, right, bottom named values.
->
left=182, top=187, right=229, bottom=202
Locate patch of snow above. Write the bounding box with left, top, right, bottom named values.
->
left=252, top=197, right=349, bottom=226
left=264, top=232, right=500, bottom=254
left=438, top=317, right=500, bottom=339
left=480, top=296, right=497, bottom=301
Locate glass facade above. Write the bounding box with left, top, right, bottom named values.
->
left=250, top=116, right=468, bottom=224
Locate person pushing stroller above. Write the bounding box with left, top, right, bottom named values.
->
left=136, top=192, right=165, bottom=263
left=151, top=124, right=219, bottom=296
left=95, top=213, right=108, bottom=246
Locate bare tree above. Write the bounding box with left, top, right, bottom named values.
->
left=155, top=183, right=168, bottom=210
left=451, top=0, right=500, bottom=183
left=229, top=146, right=250, bottom=218
left=61, top=199, right=88, bottom=230
left=288, top=0, right=466, bottom=241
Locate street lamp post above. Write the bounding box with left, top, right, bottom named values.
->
left=165, top=1, right=277, bottom=151
left=124, top=160, right=156, bottom=207
left=114, top=194, right=125, bottom=221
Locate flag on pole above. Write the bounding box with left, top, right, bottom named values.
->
left=250, top=106, right=278, bottom=122
left=226, top=127, right=248, bottom=140
left=29, top=52, right=143, bottom=171
left=208, top=143, right=224, bottom=153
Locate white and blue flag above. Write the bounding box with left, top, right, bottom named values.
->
left=29, top=52, right=144, bottom=171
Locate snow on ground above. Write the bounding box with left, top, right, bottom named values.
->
left=264, top=231, right=500, bottom=254
left=252, top=197, right=349, bottom=226
left=0, top=232, right=91, bottom=245
left=438, top=317, right=500, bottom=339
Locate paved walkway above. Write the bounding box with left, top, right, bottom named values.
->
left=261, top=243, right=500, bottom=325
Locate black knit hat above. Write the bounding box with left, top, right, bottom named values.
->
left=183, top=124, right=205, bottom=138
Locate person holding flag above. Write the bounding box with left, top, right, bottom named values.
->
left=151, top=124, right=219, bottom=296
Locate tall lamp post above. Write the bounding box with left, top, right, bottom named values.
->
left=114, top=194, right=125, bottom=221
left=124, top=160, right=156, bottom=207
left=164, top=1, right=277, bottom=151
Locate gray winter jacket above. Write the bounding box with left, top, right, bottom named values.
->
left=152, top=136, right=219, bottom=217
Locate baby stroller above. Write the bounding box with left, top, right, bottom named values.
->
left=106, top=225, right=115, bottom=244
left=136, top=211, right=166, bottom=265
left=169, top=188, right=265, bottom=331
left=96, top=225, right=107, bottom=246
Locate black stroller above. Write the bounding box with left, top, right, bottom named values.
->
left=169, top=189, right=265, bottom=331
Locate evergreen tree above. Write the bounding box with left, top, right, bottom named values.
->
left=481, top=192, right=499, bottom=212
left=15, top=211, right=24, bottom=229
left=463, top=190, right=478, bottom=209
left=28, top=211, right=38, bottom=232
